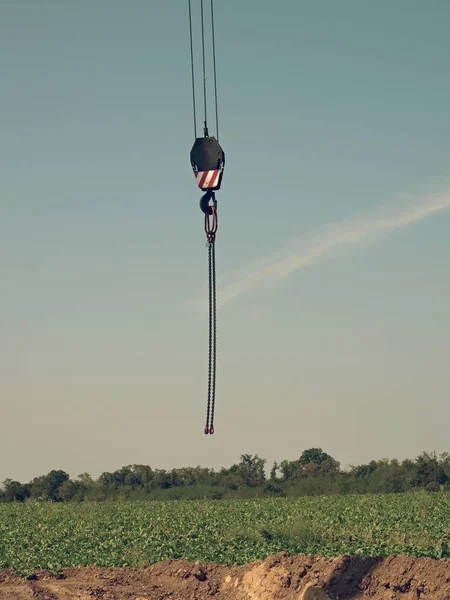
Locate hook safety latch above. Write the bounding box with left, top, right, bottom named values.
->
left=203, top=192, right=218, bottom=243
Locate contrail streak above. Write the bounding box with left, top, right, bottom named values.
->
left=191, top=185, right=450, bottom=311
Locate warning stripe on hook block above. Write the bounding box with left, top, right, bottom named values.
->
left=194, top=170, right=221, bottom=189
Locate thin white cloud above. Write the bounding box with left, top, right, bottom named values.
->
left=191, top=185, right=450, bottom=312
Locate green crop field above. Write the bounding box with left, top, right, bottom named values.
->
left=0, top=494, right=449, bottom=575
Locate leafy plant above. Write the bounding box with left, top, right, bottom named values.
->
left=0, top=493, right=448, bottom=574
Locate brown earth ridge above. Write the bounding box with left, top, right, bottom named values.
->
left=0, top=553, right=449, bottom=600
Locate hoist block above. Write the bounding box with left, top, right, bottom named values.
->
left=190, top=136, right=225, bottom=191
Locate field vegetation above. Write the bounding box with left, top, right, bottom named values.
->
left=1, top=448, right=449, bottom=576
left=0, top=493, right=449, bottom=576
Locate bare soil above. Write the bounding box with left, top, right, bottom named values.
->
left=0, top=553, right=448, bottom=600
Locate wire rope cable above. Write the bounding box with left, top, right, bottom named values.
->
left=188, top=0, right=197, bottom=137
left=210, top=0, right=219, bottom=139
left=200, top=0, right=208, bottom=130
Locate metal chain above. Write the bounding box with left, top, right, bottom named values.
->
left=204, top=203, right=217, bottom=434
left=209, top=238, right=217, bottom=434
left=204, top=240, right=213, bottom=434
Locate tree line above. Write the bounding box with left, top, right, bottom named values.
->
left=2, top=448, right=449, bottom=502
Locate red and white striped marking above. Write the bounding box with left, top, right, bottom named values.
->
left=194, top=170, right=221, bottom=189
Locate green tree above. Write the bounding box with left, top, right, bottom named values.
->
left=130, top=465, right=154, bottom=493
left=299, top=448, right=333, bottom=466
left=279, top=459, right=299, bottom=482
left=236, top=454, right=266, bottom=487
left=58, top=479, right=78, bottom=501
left=2, top=479, right=29, bottom=502
left=270, top=461, right=279, bottom=480
left=44, top=470, right=70, bottom=501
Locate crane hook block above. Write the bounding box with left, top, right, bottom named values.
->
left=190, top=136, right=225, bottom=192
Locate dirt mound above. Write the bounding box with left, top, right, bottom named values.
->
left=0, top=553, right=449, bottom=600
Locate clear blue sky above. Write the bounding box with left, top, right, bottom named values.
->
left=1, top=0, right=450, bottom=482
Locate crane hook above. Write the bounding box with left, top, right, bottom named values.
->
left=200, top=189, right=217, bottom=216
